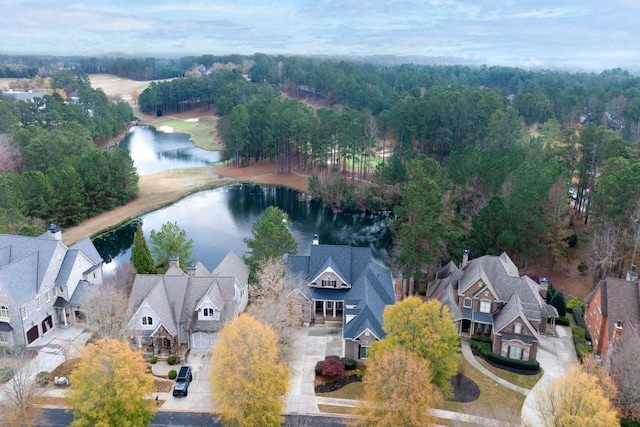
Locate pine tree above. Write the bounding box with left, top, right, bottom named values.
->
left=131, top=222, right=156, bottom=274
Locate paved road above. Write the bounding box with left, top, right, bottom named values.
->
left=38, top=408, right=350, bottom=426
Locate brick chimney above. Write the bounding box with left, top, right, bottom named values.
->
left=462, top=249, right=470, bottom=269
left=312, top=233, right=319, bottom=246
left=47, top=224, right=62, bottom=241
left=612, top=320, right=624, bottom=344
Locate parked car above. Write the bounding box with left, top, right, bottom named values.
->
left=172, top=366, right=193, bottom=397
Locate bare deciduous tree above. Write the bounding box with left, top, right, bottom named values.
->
left=0, top=348, right=43, bottom=426
left=82, top=262, right=131, bottom=339
left=0, top=135, right=21, bottom=174
left=588, top=223, right=624, bottom=285
left=248, top=257, right=303, bottom=361
left=608, top=322, right=640, bottom=421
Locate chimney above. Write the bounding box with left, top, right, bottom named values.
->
left=539, top=277, right=549, bottom=299
left=186, top=263, right=197, bottom=277
left=312, top=234, right=319, bottom=246
left=47, top=224, right=62, bottom=241
left=626, top=264, right=638, bottom=282
left=612, top=320, right=624, bottom=344
left=462, top=249, right=469, bottom=269
left=168, top=256, right=179, bottom=268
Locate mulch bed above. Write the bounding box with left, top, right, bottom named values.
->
left=448, top=375, right=480, bottom=403
left=154, top=377, right=173, bottom=392
left=314, top=374, right=362, bottom=393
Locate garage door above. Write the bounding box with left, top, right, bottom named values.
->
left=27, top=325, right=39, bottom=344
left=192, top=332, right=210, bottom=349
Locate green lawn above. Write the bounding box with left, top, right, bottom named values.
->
left=317, top=381, right=364, bottom=399
left=150, top=116, right=221, bottom=151
left=475, top=356, right=543, bottom=389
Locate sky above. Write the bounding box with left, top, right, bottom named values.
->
left=1, top=0, right=639, bottom=72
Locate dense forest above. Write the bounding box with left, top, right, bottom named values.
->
left=2, top=53, right=640, bottom=286
left=0, top=72, right=138, bottom=234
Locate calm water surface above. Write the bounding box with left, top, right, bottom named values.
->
left=95, top=185, right=391, bottom=274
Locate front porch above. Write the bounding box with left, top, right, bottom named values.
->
left=313, top=300, right=344, bottom=324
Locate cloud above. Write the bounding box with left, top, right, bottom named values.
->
left=0, top=0, right=638, bottom=71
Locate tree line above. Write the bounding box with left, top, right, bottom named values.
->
left=0, top=72, right=138, bottom=233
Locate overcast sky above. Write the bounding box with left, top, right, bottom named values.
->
left=1, top=0, right=638, bottom=72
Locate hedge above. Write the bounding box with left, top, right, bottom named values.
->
left=470, top=340, right=491, bottom=355
left=341, top=357, right=357, bottom=370
left=483, top=352, right=540, bottom=372
left=571, top=325, right=593, bottom=360
left=572, top=306, right=592, bottom=342
left=556, top=316, right=570, bottom=326
left=471, top=334, right=492, bottom=344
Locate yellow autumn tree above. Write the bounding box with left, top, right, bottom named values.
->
left=372, top=296, right=459, bottom=397
left=537, top=364, right=619, bottom=427
left=353, top=347, right=442, bottom=427
left=211, top=314, right=289, bottom=427
left=67, top=338, right=156, bottom=427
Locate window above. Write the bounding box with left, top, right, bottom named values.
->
left=35, top=296, right=41, bottom=311
left=203, top=308, right=214, bottom=317
left=321, top=279, right=337, bottom=288
left=44, top=290, right=50, bottom=302
left=0, top=332, right=8, bottom=344
left=507, top=345, right=523, bottom=360
left=359, top=344, right=370, bottom=360
left=0, top=306, right=8, bottom=321
left=513, top=323, right=522, bottom=334
left=142, top=316, right=153, bottom=325
left=21, top=305, right=28, bottom=319
left=479, top=300, right=491, bottom=313
left=463, top=298, right=472, bottom=308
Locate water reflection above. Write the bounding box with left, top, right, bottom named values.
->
left=118, top=126, right=224, bottom=175
left=94, top=185, right=391, bottom=273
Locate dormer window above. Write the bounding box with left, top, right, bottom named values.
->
left=513, top=323, right=522, bottom=334
left=202, top=307, right=220, bottom=320
left=0, top=306, right=8, bottom=321
left=322, top=279, right=337, bottom=288
left=203, top=308, right=214, bottom=317
left=142, top=316, right=153, bottom=325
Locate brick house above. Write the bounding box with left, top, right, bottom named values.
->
left=584, top=277, right=640, bottom=361
left=428, top=251, right=557, bottom=362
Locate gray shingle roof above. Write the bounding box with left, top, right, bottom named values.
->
left=586, top=277, right=640, bottom=341
left=286, top=245, right=395, bottom=340
left=493, top=293, right=541, bottom=341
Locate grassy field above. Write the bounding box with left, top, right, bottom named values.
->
left=316, top=357, right=525, bottom=425
left=88, top=74, right=172, bottom=101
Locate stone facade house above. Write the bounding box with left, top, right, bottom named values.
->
left=0, top=225, right=104, bottom=347
left=286, top=241, right=396, bottom=362
left=428, top=251, right=557, bottom=362
left=123, top=252, right=248, bottom=357
left=584, top=276, right=640, bottom=361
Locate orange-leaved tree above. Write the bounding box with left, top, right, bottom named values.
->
left=211, top=314, right=289, bottom=427
left=372, top=296, right=459, bottom=397
left=353, top=347, right=442, bottom=427
left=536, top=363, right=619, bottom=427
left=67, top=338, right=156, bottom=427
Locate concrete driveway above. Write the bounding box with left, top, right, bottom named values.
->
left=521, top=325, right=577, bottom=426
left=159, top=345, right=216, bottom=411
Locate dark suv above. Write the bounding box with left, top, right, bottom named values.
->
left=172, top=366, right=193, bottom=397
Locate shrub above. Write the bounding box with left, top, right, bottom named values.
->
left=315, top=361, right=324, bottom=376
left=556, top=316, right=570, bottom=326
left=470, top=340, right=491, bottom=355
left=483, top=352, right=540, bottom=372
left=566, top=297, right=584, bottom=312
left=418, top=288, right=427, bottom=296
left=167, top=369, right=177, bottom=380
left=0, top=366, right=14, bottom=383
left=325, top=355, right=341, bottom=362
left=341, top=357, right=357, bottom=370
left=167, top=355, right=177, bottom=365
left=572, top=306, right=592, bottom=342
left=321, top=358, right=345, bottom=377
left=35, top=371, right=50, bottom=386
left=571, top=325, right=593, bottom=360
left=149, top=356, right=158, bottom=364
left=471, top=334, right=492, bottom=344
left=550, top=289, right=567, bottom=316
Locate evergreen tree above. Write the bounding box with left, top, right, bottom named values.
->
left=131, top=223, right=155, bottom=274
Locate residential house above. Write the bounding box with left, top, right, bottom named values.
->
left=123, top=252, right=249, bottom=357
left=584, top=276, right=640, bottom=361
left=286, top=239, right=396, bottom=362
left=428, top=251, right=558, bottom=362
left=0, top=224, right=104, bottom=347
